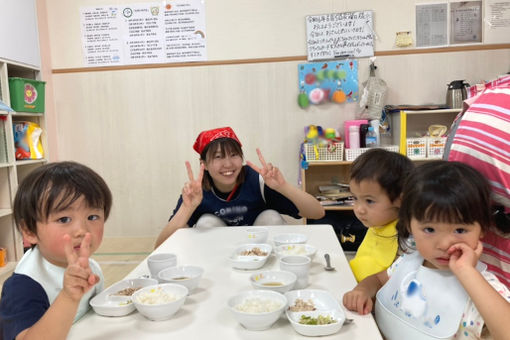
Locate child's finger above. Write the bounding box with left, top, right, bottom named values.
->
left=88, top=274, right=100, bottom=286
left=256, top=148, right=268, bottom=167
left=78, top=233, right=92, bottom=259
left=246, top=161, right=261, bottom=173
left=63, top=234, right=78, bottom=265
left=185, top=161, right=195, bottom=181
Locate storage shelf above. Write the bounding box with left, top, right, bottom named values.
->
left=0, top=162, right=14, bottom=169
left=11, top=112, right=44, bottom=117
left=0, top=209, right=12, bottom=218
left=306, top=160, right=352, bottom=166
left=16, top=159, right=47, bottom=166
left=324, top=206, right=354, bottom=211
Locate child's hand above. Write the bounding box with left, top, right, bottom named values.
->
left=342, top=287, right=373, bottom=315
left=62, top=233, right=99, bottom=302
left=448, top=240, right=483, bottom=274
left=182, top=161, right=204, bottom=209
left=247, top=148, right=286, bottom=190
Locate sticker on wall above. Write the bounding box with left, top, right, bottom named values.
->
left=298, top=60, right=358, bottom=108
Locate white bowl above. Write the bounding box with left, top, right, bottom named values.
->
left=90, top=278, right=158, bottom=317
left=273, top=233, right=308, bottom=247
left=132, top=283, right=188, bottom=321
left=250, top=270, right=297, bottom=293
left=284, top=289, right=346, bottom=336
left=246, top=227, right=269, bottom=244
left=147, top=253, right=177, bottom=281
left=275, top=244, right=317, bottom=260
left=228, top=290, right=287, bottom=331
left=229, top=243, right=272, bottom=270
left=158, top=265, right=204, bottom=294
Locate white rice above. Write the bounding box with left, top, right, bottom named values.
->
left=136, top=288, right=178, bottom=305
left=235, top=298, right=282, bottom=313
left=280, top=245, right=307, bottom=255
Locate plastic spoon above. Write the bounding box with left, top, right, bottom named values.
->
left=324, top=253, right=335, bottom=271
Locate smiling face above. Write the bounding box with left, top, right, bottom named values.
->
left=204, top=144, right=243, bottom=192
left=410, top=218, right=482, bottom=270
left=22, top=195, right=105, bottom=267
left=349, top=179, right=400, bottom=228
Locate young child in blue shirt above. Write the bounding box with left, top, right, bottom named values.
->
left=155, top=126, right=325, bottom=247
left=0, top=161, right=112, bottom=340
left=348, top=148, right=414, bottom=282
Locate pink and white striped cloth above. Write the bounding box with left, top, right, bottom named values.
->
left=448, top=76, right=510, bottom=288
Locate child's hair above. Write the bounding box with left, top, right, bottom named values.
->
left=200, top=138, right=246, bottom=191
left=397, top=161, right=492, bottom=252
left=350, top=149, right=414, bottom=202
left=13, top=161, right=112, bottom=236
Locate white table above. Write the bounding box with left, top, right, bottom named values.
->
left=68, top=225, right=382, bottom=339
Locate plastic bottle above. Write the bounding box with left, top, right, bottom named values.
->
left=366, top=126, right=377, bottom=147
left=348, top=125, right=360, bottom=149
left=370, top=119, right=380, bottom=146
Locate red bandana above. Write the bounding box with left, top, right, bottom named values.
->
left=193, top=127, right=242, bottom=154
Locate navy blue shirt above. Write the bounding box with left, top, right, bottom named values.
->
left=171, top=166, right=300, bottom=226
left=0, top=274, right=50, bottom=340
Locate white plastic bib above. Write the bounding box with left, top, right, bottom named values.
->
left=15, top=247, right=103, bottom=321
left=375, top=251, right=485, bottom=340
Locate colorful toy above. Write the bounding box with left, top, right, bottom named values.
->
left=13, top=121, right=44, bottom=160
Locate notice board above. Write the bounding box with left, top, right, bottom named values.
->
left=306, top=11, right=374, bottom=61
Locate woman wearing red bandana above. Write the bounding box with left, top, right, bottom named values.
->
left=155, top=127, right=325, bottom=247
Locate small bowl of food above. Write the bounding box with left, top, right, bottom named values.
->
left=273, top=233, right=307, bottom=247
left=246, top=227, right=269, bottom=244
left=158, top=265, right=204, bottom=294
left=250, top=270, right=297, bottom=293
left=90, top=277, right=157, bottom=317
left=229, top=243, right=272, bottom=270
left=132, top=283, right=188, bottom=321
left=228, top=290, right=287, bottom=331
left=275, top=244, right=317, bottom=260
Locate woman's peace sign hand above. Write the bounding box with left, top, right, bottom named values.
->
left=247, top=148, right=286, bottom=190
left=62, top=233, right=99, bottom=302
left=182, top=161, right=204, bottom=209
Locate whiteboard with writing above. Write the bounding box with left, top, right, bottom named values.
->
left=306, top=11, right=374, bottom=61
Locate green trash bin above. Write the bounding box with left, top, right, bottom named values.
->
left=8, top=77, right=46, bottom=113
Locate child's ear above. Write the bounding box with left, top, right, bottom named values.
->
left=20, top=223, right=38, bottom=245
left=393, top=195, right=403, bottom=208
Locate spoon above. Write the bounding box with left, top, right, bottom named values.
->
left=324, top=253, right=335, bottom=271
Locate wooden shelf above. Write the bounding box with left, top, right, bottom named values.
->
left=324, top=206, right=354, bottom=211
left=11, top=112, right=44, bottom=117
left=16, top=159, right=47, bottom=166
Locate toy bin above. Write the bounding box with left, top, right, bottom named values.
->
left=345, top=145, right=399, bottom=162
left=427, top=137, right=447, bottom=159
left=8, top=78, right=46, bottom=113
left=304, top=142, right=344, bottom=161
left=406, top=138, right=427, bottom=159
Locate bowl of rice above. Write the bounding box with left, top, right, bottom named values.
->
left=275, top=244, right=317, bottom=260
left=132, top=283, right=188, bottom=321
left=228, top=290, right=287, bottom=331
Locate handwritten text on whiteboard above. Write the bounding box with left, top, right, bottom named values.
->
left=306, top=11, right=374, bottom=61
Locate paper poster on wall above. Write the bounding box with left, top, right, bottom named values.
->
left=416, top=3, right=448, bottom=47
left=450, top=1, right=482, bottom=44
left=305, top=12, right=374, bottom=61
left=298, top=60, right=359, bottom=106
left=80, top=0, right=206, bottom=67
left=484, top=0, right=510, bottom=44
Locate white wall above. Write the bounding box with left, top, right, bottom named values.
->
left=43, top=0, right=510, bottom=237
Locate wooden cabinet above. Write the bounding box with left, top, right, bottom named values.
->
left=301, top=161, right=353, bottom=212
left=0, top=59, right=47, bottom=281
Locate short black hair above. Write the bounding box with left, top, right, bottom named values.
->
left=350, top=149, right=414, bottom=202
left=397, top=161, right=492, bottom=252
left=14, top=161, right=112, bottom=236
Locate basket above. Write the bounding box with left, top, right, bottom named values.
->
left=406, top=138, right=427, bottom=159
left=427, top=137, right=447, bottom=159
left=304, top=142, right=344, bottom=161
left=345, top=145, right=400, bottom=161
left=8, top=77, right=46, bottom=113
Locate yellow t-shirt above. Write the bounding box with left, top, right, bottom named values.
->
left=349, top=219, right=398, bottom=282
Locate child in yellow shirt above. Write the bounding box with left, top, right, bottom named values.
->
left=348, top=149, right=413, bottom=282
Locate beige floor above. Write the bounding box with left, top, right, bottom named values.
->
left=92, top=237, right=155, bottom=288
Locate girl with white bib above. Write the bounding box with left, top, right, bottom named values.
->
left=343, top=161, right=510, bottom=340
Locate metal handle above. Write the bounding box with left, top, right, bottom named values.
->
left=325, top=253, right=331, bottom=267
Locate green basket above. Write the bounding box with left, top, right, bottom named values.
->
left=8, top=77, right=46, bottom=113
